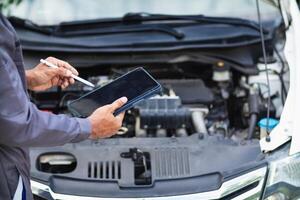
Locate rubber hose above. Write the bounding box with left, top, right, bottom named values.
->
left=247, top=114, right=258, bottom=140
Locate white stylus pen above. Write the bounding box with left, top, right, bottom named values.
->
left=40, top=59, right=95, bottom=88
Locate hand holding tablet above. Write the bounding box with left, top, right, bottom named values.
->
left=68, top=67, right=162, bottom=117
left=87, top=96, right=128, bottom=139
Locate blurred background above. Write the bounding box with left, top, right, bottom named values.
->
left=3, top=0, right=279, bottom=25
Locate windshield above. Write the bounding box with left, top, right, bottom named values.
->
left=4, top=0, right=279, bottom=25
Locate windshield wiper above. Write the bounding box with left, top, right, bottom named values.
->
left=122, top=12, right=267, bottom=33
left=57, top=12, right=267, bottom=38
left=9, top=13, right=267, bottom=40
left=54, top=12, right=267, bottom=39
left=54, top=23, right=185, bottom=39
left=9, top=16, right=184, bottom=40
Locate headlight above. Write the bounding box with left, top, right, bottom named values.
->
left=264, top=152, right=300, bottom=200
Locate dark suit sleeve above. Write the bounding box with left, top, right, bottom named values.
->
left=0, top=55, right=91, bottom=147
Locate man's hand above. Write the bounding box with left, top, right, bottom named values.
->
left=88, top=97, right=128, bottom=139
left=25, top=57, right=78, bottom=91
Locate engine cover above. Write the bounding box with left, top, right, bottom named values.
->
left=135, top=96, right=192, bottom=130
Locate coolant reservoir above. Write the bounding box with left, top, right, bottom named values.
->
left=258, top=118, right=279, bottom=139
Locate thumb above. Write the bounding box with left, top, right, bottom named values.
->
left=110, top=97, right=128, bottom=112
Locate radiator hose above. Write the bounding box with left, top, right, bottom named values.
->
left=247, top=90, right=260, bottom=140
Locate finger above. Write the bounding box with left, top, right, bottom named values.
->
left=45, top=57, right=76, bottom=77
left=45, top=56, right=57, bottom=64
left=63, top=61, right=79, bottom=76
left=56, top=59, right=79, bottom=76
left=51, top=76, right=60, bottom=86
left=57, top=79, right=64, bottom=86
left=45, top=67, right=61, bottom=77
left=69, top=77, right=75, bottom=84
left=63, top=79, right=69, bottom=88
left=60, top=80, right=66, bottom=89
left=109, top=97, right=128, bottom=112
left=57, top=67, right=73, bottom=78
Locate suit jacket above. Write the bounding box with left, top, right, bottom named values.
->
left=0, top=14, right=91, bottom=199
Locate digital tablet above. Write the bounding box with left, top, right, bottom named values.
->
left=68, top=67, right=161, bottom=117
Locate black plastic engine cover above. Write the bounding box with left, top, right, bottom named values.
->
left=161, top=79, right=214, bottom=104
left=136, top=97, right=192, bottom=129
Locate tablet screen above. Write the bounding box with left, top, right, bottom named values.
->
left=69, top=68, right=159, bottom=117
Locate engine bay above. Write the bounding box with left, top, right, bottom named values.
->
left=31, top=59, right=286, bottom=142
left=26, top=49, right=289, bottom=193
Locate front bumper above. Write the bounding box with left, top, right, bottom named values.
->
left=32, top=167, right=267, bottom=200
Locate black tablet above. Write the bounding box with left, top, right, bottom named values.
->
left=68, top=67, right=161, bottom=117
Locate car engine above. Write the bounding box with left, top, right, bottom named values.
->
left=31, top=59, right=285, bottom=141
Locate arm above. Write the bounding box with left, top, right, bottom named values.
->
left=0, top=15, right=127, bottom=147
left=0, top=56, right=127, bottom=147
left=0, top=103, right=91, bottom=147
left=0, top=57, right=91, bottom=147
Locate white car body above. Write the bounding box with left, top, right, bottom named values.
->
left=260, top=0, right=300, bottom=155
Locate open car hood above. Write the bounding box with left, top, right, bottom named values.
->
left=260, top=0, right=300, bottom=155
